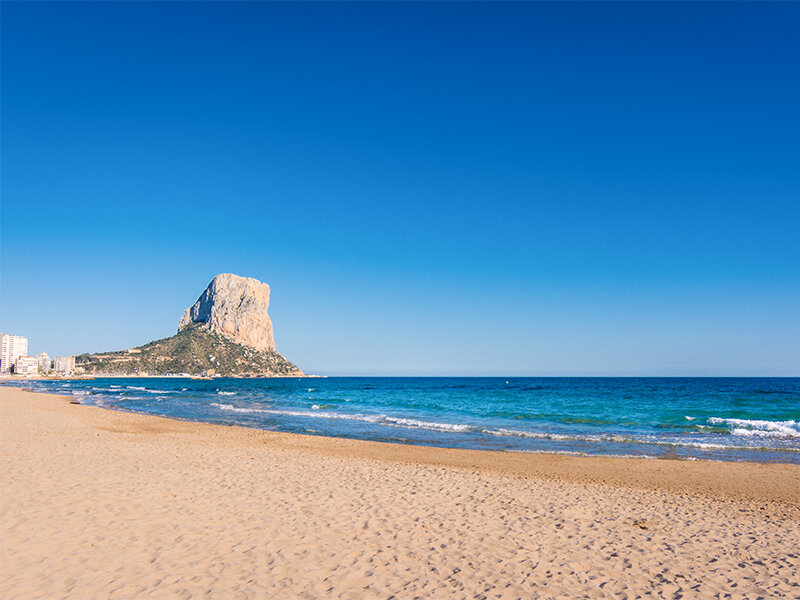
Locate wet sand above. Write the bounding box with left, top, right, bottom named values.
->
left=2, top=386, right=798, bottom=599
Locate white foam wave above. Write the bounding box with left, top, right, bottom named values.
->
left=515, top=450, right=657, bottom=459
left=211, top=403, right=383, bottom=423
left=485, top=427, right=796, bottom=452
left=731, top=428, right=799, bottom=439
left=210, top=404, right=471, bottom=432
left=708, top=417, right=800, bottom=438
left=206, top=403, right=799, bottom=452
left=217, top=391, right=237, bottom=396
left=486, top=428, right=575, bottom=441
left=211, top=403, right=253, bottom=413
left=383, top=417, right=473, bottom=433
left=485, top=428, right=646, bottom=445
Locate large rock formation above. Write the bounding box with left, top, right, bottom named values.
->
left=77, top=274, right=303, bottom=377
left=178, top=273, right=275, bottom=351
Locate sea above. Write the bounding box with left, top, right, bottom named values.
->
left=9, top=377, right=800, bottom=463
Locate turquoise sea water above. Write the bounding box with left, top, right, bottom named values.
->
left=9, top=377, right=800, bottom=463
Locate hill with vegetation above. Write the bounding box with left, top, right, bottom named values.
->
left=76, top=322, right=304, bottom=377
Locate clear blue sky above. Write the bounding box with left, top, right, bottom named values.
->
left=2, top=1, right=798, bottom=376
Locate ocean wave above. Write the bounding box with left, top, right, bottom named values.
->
left=217, top=391, right=237, bottom=396
left=515, top=449, right=657, bottom=459
left=383, top=417, right=473, bottom=433
left=205, top=404, right=797, bottom=452
left=486, top=428, right=576, bottom=441
left=477, top=427, right=798, bottom=452
left=708, top=417, right=800, bottom=438
left=211, top=403, right=384, bottom=423
left=211, top=404, right=472, bottom=432
left=210, top=403, right=253, bottom=413
left=98, top=385, right=172, bottom=395
left=731, top=428, right=799, bottom=439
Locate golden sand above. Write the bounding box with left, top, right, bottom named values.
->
left=1, top=386, right=798, bottom=599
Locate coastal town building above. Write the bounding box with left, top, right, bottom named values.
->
left=54, top=355, right=76, bottom=374
left=14, top=355, right=39, bottom=376
left=1, top=334, right=29, bottom=373
left=38, top=352, right=52, bottom=373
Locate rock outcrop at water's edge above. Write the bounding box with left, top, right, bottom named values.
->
left=77, top=274, right=304, bottom=377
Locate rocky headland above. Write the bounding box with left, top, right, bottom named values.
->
left=77, top=274, right=304, bottom=377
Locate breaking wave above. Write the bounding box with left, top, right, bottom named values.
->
left=208, top=404, right=799, bottom=453
left=707, top=417, right=800, bottom=438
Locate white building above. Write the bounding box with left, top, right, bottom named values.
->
left=38, top=352, right=52, bottom=373
left=54, top=355, right=76, bottom=374
left=14, top=355, right=39, bottom=376
left=1, top=334, right=29, bottom=373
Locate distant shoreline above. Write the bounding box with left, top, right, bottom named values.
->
left=0, top=373, right=321, bottom=381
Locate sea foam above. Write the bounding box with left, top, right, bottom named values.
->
left=708, top=417, right=800, bottom=438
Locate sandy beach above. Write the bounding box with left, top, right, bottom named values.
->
left=1, top=386, right=798, bottom=599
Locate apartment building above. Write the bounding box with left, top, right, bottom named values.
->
left=1, top=334, right=29, bottom=373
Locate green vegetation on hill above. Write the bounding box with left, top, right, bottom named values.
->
left=76, top=323, right=303, bottom=377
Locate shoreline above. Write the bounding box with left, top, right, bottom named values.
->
left=3, top=386, right=799, bottom=598
left=4, top=386, right=799, bottom=504
left=5, top=377, right=800, bottom=471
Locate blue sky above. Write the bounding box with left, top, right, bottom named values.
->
left=2, top=1, right=798, bottom=375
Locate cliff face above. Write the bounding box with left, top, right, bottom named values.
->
left=77, top=273, right=303, bottom=377
left=178, top=273, right=275, bottom=351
